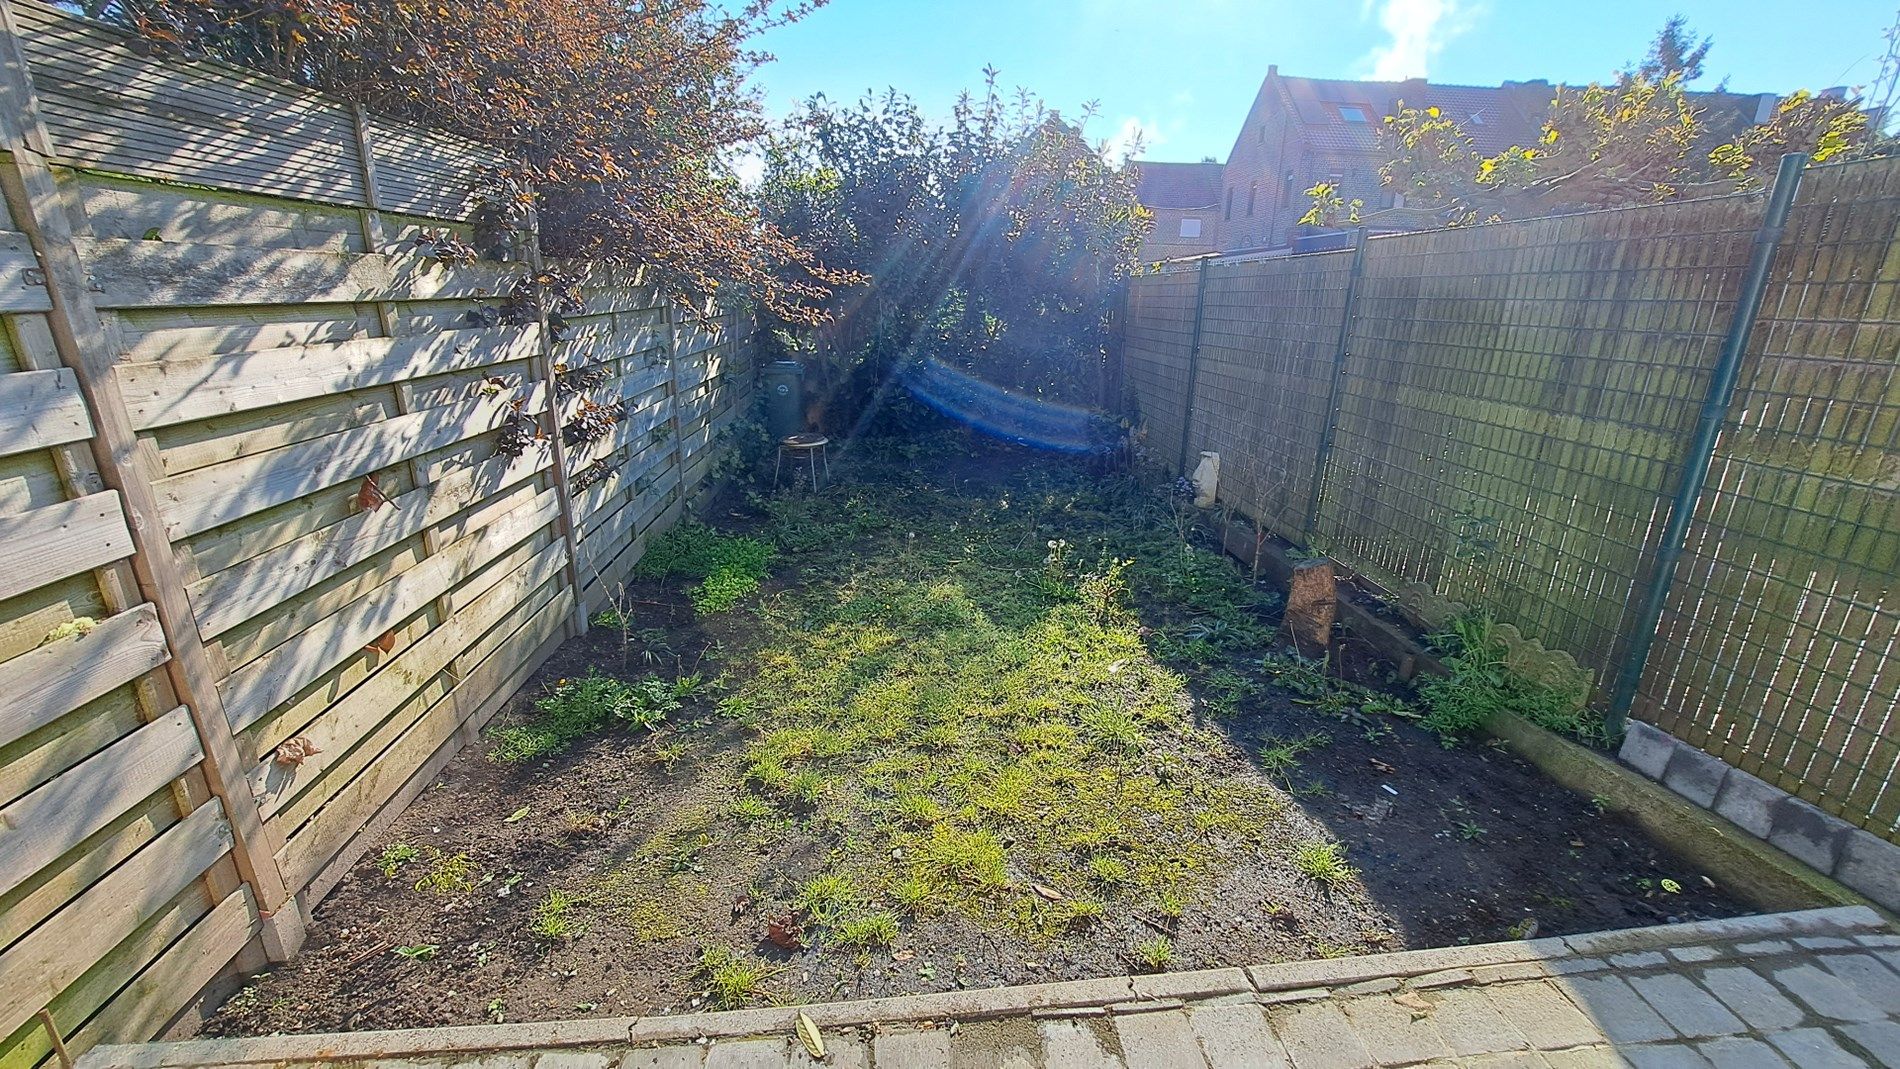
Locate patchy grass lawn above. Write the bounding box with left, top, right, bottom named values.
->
left=202, top=436, right=1747, bottom=1036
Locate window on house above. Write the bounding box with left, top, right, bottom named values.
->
left=1337, top=105, right=1370, bottom=123
left=1247, top=183, right=1257, bottom=216
left=1178, top=217, right=1202, bottom=239
left=1224, top=188, right=1234, bottom=220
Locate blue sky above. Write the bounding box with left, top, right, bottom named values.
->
left=748, top=1, right=1899, bottom=163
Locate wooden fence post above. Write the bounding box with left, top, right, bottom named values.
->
left=1302, top=226, right=1369, bottom=545
left=523, top=205, right=590, bottom=632
left=1176, top=256, right=1213, bottom=472
left=0, top=0, right=301, bottom=958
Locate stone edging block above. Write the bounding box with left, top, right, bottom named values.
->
left=1618, top=721, right=1900, bottom=913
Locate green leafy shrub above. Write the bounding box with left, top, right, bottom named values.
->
left=635, top=524, right=773, bottom=613
left=1419, top=613, right=1600, bottom=745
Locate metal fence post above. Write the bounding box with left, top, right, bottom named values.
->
left=1176, top=256, right=1213, bottom=472
left=1604, top=152, right=1808, bottom=737
left=1302, top=226, right=1369, bottom=543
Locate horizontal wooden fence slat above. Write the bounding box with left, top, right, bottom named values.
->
left=0, top=798, right=230, bottom=1041
left=118, top=326, right=541, bottom=431
left=152, top=385, right=544, bottom=540
left=0, top=490, right=133, bottom=602
left=0, top=365, right=89, bottom=457
left=0, top=602, right=167, bottom=748
left=187, top=445, right=550, bottom=640
left=219, top=490, right=560, bottom=733
left=0, top=706, right=202, bottom=899
left=77, top=237, right=523, bottom=309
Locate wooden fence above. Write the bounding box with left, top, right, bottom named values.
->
left=1122, top=158, right=1900, bottom=852
left=0, top=3, right=757, bottom=1065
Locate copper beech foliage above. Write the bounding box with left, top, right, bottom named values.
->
left=103, top=0, right=863, bottom=322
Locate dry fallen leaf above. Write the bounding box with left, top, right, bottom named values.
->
left=1032, top=884, right=1066, bottom=902
left=365, top=630, right=397, bottom=654
left=795, top=1012, right=825, bottom=1059
left=766, top=913, right=803, bottom=950
left=357, top=476, right=392, bottom=512
left=1369, top=758, right=1397, bottom=773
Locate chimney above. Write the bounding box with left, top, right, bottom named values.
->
left=1268, top=64, right=1278, bottom=78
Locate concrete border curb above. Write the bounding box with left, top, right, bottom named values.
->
left=80, top=907, right=1888, bottom=1068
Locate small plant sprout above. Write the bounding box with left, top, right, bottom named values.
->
left=1456, top=819, right=1488, bottom=841
left=699, top=946, right=777, bottom=1009
left=531, top=889, right=585, bottom=940
left=393, top=943, right=439, bottom=960
left=377, top=842, right=420, bottom=878
left=486, top=998, right=506, bottom=1024
left=834, top=911, right=900, bottom=948
left=413, top=848, right=477, bottom=896
left=1133, top=935, right=1174, bottom=971
left=1292, top=841, right=1355, bottom=888
left=1086, top=854, right=1129, bottom=885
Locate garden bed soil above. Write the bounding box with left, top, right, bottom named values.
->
left=201, top=439, right=1752, bottom=1038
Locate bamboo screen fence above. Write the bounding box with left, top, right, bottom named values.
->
left=1123, top=157, right=1900, bottom=852
left=0, top=2, right=757, bottom=1064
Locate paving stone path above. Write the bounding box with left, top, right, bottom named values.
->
left=86, top=907, right=1900, bottom=1069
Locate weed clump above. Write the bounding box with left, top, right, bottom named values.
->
left=489, top=671, right=689, bottom=763
left=635, top=523, right=773, bottom=613
left=698, top=946, right=777, bottom=1009
left=531, top=889, right=584, bottom=940
left=1292, top=841, right=1355, bottom=888
left=1419, top=613, right=1600, bottom=746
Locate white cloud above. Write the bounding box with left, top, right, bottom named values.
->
left=1360, top=0, right=1470, bottom=81
left=1103, top=116, right=1161, bottom=164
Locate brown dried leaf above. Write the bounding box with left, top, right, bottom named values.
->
left=365, top=630, right=396, bottom=654
left=357, top=476, right=391, bottom=512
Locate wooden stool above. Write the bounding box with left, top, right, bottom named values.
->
left=774, top=433, right=830, bottom=490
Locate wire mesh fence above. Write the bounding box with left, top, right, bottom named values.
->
left=1121, top=157, right=1900, bottom=844
left=1637, top=158, right=1900, bottom=838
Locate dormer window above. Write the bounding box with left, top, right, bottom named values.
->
left=1337, top=105, right=1370, bottom=123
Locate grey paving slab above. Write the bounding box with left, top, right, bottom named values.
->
left=1820, top=954, right=1900, bottom=1015
left=702, top=1038, right=789, bottom=1069
left=873, top=1028, right=954, bottom=1068
left=1838, top=1019, right=1900, bottom=1067
left=1185, top=1002, right=1288, bottom=1069
left=619, top=1050, right=707, bottom=1069
left=1763, top=1028, right=1870, bottom=1067
left=791, top=1028, right=870, bottom=1069
left=1113, top=1008, right=1207, bottom=1069
left=1338, top=993, right=1452, bottom=1066
left=946, top=1018, right=1037, bottom=1069
left=1431, top=986, right=1533, bottom=1057
left=1620, top=1045, right=1713, bottom=1069
left=1039, top=1017, right=1125, bottom=1069
left=1557, top=975, right=1677, bottom=1045
left=1692, top=969, right=1804, bottom=1032
left=1626, top=975, right=1746, bottom=1039
left=1692, top=1037, right=1791, bottom=1069
left=1542, top=1049, right=1633, bottom=1068
left=1266, top=1000, right=1373, bottom=1069
left=1486, top=982, right=1604, bottom=1052
left=1768, top=963, right=1889, bottom=1023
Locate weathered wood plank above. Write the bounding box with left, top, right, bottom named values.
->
left=187, top=446, right=548, bottom=640
left=218, top=490, right=559, bottom=732
left=278, top=588, right=569, bottom=893
left=151, top=385, right=543, bottom=539
left=0, top=364, right=89, bottom=457
left=78, top=237, right=523, bottom=309
left=248, top=542, right=565, bottom=815
left=0, top=798, right=229, bottom=1041
left=0, top=601, right=167, bottom=749
left=0, top=706, right=201, bottom=899
left=0, top=490, right=132, bottom=603
left=120, top=326, right=540, bottom=431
